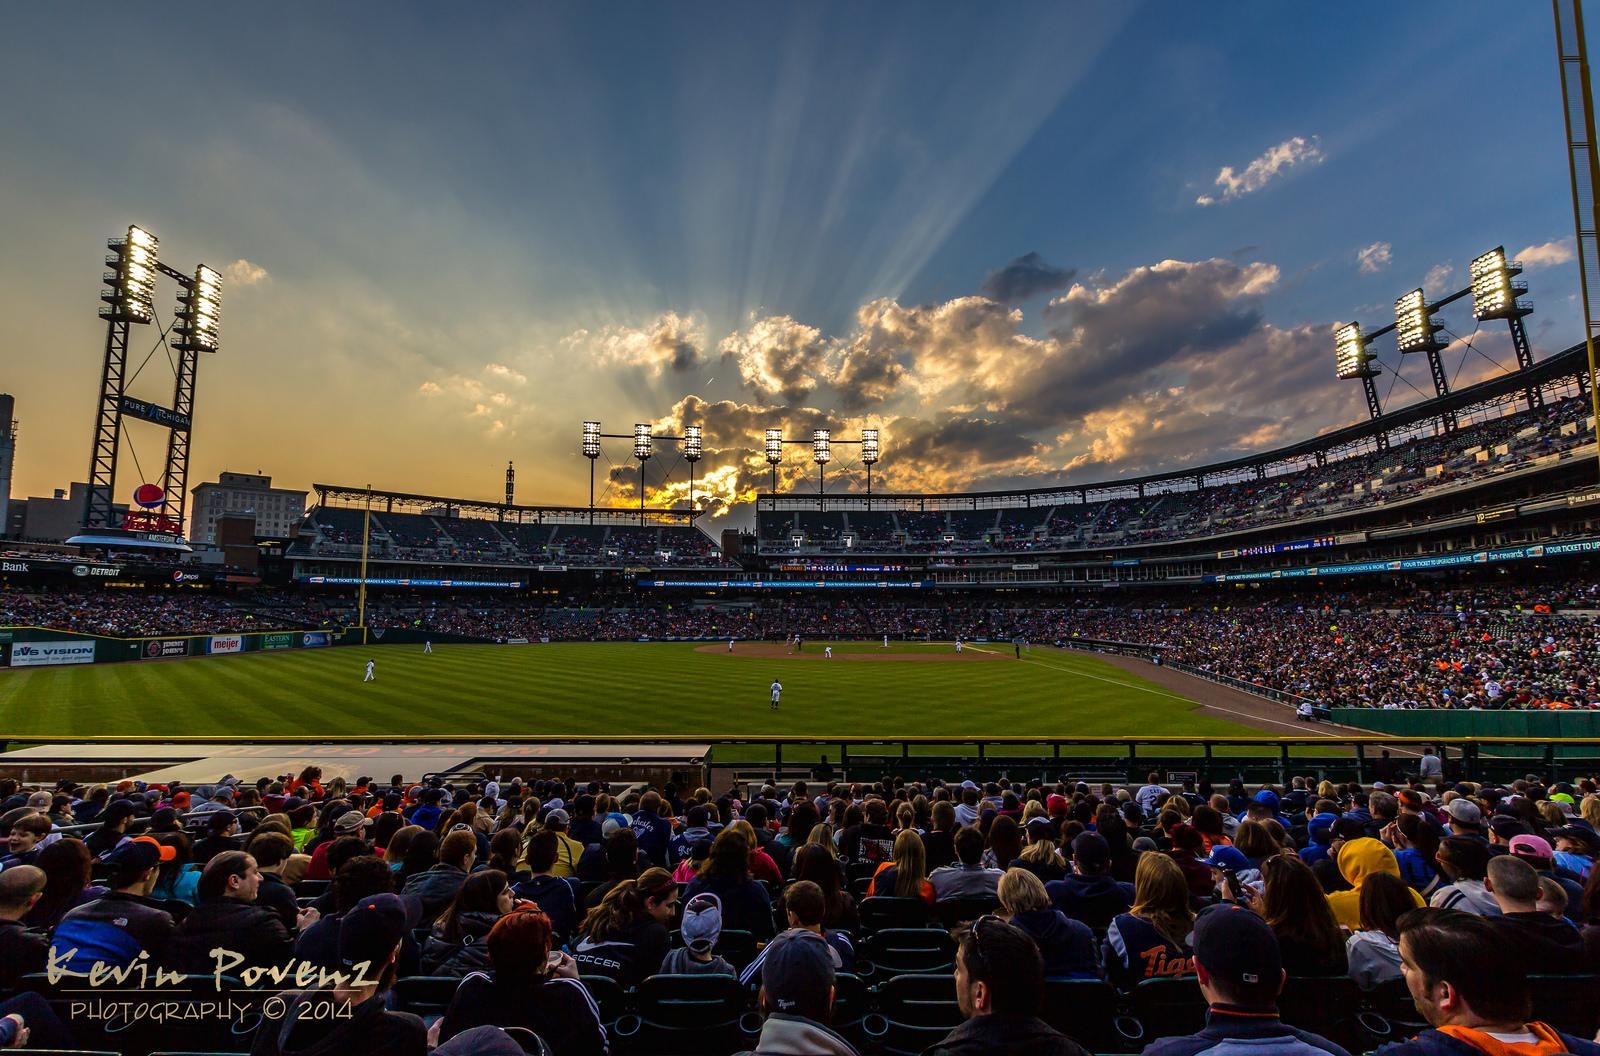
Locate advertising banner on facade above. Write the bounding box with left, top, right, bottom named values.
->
left=207, top=635, right=244, bottom=654
left=142, top=639, right=190, bottom=659
left=261, top=633, right=295, bottom=650
left=301, top=632, right=331, bottom=648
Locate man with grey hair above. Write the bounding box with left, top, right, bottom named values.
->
left=1483, top=855, right=1588, bottom=974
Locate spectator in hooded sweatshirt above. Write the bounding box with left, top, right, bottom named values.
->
left=1428, top=837, right=1499, bottom=917
left=1047, top=832, right=1134, bottom=934
left=997, top=867, right=1099, bottom=979
left=400, top=829, right=476, bottom=918
left=1482, top=855, right=1589, bottom=974
left=1347, top=872, right=1418, bottom=990
left=1374, top=908, right=1600, bottom=1056
left=661, top=892, right=737, bottom=976
left=572, top=868, right=675, bottom=986
left=51, top=836, right=178, bottom=975
left=1327, top=837, right=1425, bottom=931
left=1300, top=813, right=1340, bottom=869
left=733, top=928, right=861, bottom=1056
left=510, top=829, right=578, bottom=943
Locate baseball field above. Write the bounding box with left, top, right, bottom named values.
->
left=0, top=639, right=1276, bottom=743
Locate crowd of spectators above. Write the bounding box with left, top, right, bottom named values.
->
left=11, top=580, right=1600, bottom=711
left=758, top=396, right=1597, bottom=556
left=0, top=766, right=1594, bottom=1055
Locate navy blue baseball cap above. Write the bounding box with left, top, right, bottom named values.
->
left=1193, top=904, right=1281, bottom=999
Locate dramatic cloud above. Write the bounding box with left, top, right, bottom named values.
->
left=1195, top=135, right=1324, bottom=206
left=977, top=251, right=1075, bottom=304
left=590, top=252, right=1369, bottom=512
left=567, top=311, right=707, bottom=374
left=413, top=362, right=534, bottom=437
left=1013, top=258, right=1280, bottom=422
left=223, top=259, right=270, bottom=286
left=1515, top=238, right=1576, bottom=270
left=1357, top=241, right=1392, bottom=275
left=719, top=314, right=831, bottom=403
left=1423, top=262, right=1455, bottom=295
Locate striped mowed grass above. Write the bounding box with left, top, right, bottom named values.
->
left=0, top=640, right=1256, bottom=742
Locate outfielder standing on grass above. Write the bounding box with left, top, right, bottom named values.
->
left=770, top=679, right=782, bottom=711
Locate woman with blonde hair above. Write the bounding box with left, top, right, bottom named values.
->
left=1104, top=853, right=1195, bottom=989
left=726, top=819, right=782, bottom=885
left=997, top=867, right=1099, bottom=978
left=867, top=829, right=935, bottom=906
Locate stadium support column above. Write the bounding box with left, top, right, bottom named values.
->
left=1395, top=289, right=1456, bottom=432
left=358, top=486, right=372, bottom=646
left=1507, top=316, right=1542, bottom=411
left=1469, top=248, right=1541, bottom=412
left=1335, top=323, right=1387, bottom=451
left=85, top=318, right=129, bottom=529
left=159, top=341, right=198, bottom=532
left=582, top=422, right=600, bottom=525
left=1555, top=0, right=1600, bottom=477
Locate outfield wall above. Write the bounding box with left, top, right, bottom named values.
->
left=1331, top=706, right=1600, bottom=739
left=0, top=625, right=357, bottom=667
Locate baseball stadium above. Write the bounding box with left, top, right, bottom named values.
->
left=2, top=4, right=1600, bottom=1056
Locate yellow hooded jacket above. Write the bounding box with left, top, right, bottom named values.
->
left=1324, top=837, right=1425, bottom=930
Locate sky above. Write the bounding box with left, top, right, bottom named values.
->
left=0, top=3, right=1591, bottom=529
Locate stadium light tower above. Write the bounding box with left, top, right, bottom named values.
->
left=1470, top=246, right=1542, bottom=410
left=812, top=429, right=831, bottom=511
left=765, top=428, right=783, bottom=496
left=581, top=421, right=601, bottom=524
left=86, top=225, right=160, bottom=530
left=1394, top=288, right=1456, bottom=431
left=633, top=423, right=653, bottom=525
left=683, top=424, right=703, bottom=514
left=861, top=427, right=881, bottom=510
left=161, top=262, right=222, bottom=530
left=1334, top=322, right=1388, bottom=449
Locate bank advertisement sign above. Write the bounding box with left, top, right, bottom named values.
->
left=10, top=640, right=97, bottom=667
left=207, top=635, right=244, bottom=655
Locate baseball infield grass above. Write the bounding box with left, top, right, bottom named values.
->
left=0, top=641, right=1261, bottom=753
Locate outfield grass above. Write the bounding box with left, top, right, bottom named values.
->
left=0, top=641, right=1260, bottom=742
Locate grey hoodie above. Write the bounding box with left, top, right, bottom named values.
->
left=1346, top=931, right=1403, bottom=990
left=735, top=1013, right=860, bottom=1056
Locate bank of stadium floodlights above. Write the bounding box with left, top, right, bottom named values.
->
left=579, top=420, right=704, bottom=525
left=1334, top=246, right=1541, bottom=447
left=81, top=225, right=221, bottom=539
left=764, top=427, right=881, bottom=510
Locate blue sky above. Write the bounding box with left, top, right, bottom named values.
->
left=0, top=3, right=1587, bottom=521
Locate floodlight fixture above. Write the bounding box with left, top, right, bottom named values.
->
left=1469, top=246, right=1530, bottom=321
left=101, top=224, right=160, bottom=323
left=812, top=429, right=831, bottom=465
left=683, top=425, right=703, bottom=462
left=581, top=421, right=602, bottom=459
left=633, top=423, right=653, bottom=461
left=1394, top=288, right=1443, bottom=355
left=1334, top=322, right=1378, bottom=380
left=173, top=264, right=222, bottom=351
left=861, top=428, right=880, bottom=465
left=765, top=429, right=783, bottom=465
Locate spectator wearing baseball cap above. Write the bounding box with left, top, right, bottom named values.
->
left=1047, top=831, right=1135, bottom=934
left=660, top=892, right=735, bottom=976
left=735, top=928, right=860, bottom=1056
left=1508, top=834, right=1586, bottom=922
left=1375, top=908, right=1600, bottom=1056
left=924, top=914, right=1088, bottom=1056
left=1144, top=905, right=1351, bottom=1056
left=1443, top=798, right=1487, bottom=840
left=542, top=808, right=584, bottom=878
left=253, top=892, right=427, bottom=1056
left=50, top=836, right=178, bottom=974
